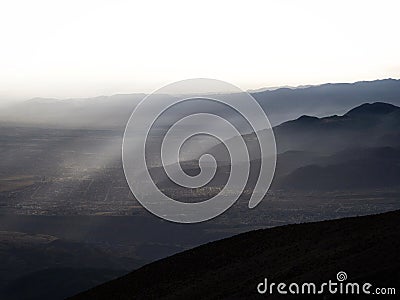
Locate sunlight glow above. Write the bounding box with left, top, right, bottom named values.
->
left=0, top=0, right=399, bottom=100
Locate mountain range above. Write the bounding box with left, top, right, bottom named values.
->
left=272, top=102, right=400, bottom=190
left=1, top=79, right=400, bottom=128
left=156, top=102, right=400, bottom=192
left=1, top=80, right=400, bottom=299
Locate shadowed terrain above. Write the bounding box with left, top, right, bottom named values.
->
left=71, top=210, right=400, bottom=299
left=1, top=82, right=400, bottom=299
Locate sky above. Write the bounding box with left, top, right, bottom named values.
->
left=0, top=0, right=399, bottom=101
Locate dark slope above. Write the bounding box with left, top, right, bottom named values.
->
left=275, top=146, right=400, bottom=190
left=71, top=210, right=400, bottom=299
left=277, top=157, right=400, bottom=190
left=1, top=268, right=125, bottom=300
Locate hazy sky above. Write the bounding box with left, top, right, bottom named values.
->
left=1, top=0, right=399, bottom=101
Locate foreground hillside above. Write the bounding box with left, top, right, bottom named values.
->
left=71, top=210, right=400, bottom=299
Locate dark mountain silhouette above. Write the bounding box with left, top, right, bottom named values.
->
left=70, top=210, right=400, bottom=299
left=346, top=102, right=400, bottom=117
left=271, top=103, right=400, bottom=190
left=274, top=102, right=400, bottom=154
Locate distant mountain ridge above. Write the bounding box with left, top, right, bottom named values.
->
left=1, top=79, right=400, bottom=128
left=275, top=102, right=400, bottom=154
left=253, top=78, right=400, bottom=125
